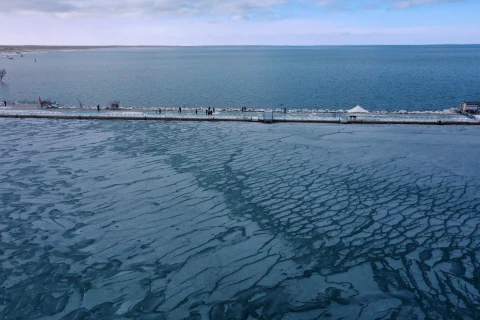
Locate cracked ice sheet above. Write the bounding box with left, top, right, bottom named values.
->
left=0, top=119, right=479, bottom=319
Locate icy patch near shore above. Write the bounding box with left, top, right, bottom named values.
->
left=18, top=104, right=463, bottom=115
left=0, top=121, right=480, bottom=319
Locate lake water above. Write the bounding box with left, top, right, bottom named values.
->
left=1, top=118, right=480, bottom=319
left=1, top=45, right=480, bottom=111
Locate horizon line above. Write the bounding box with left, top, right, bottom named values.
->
left=2, top=44, right=480, bottom=47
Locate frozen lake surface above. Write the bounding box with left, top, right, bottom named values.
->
left=1, top=119, right=479, bottom=319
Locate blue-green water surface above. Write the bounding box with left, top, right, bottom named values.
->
left=1, top=45, right=480, bottom=111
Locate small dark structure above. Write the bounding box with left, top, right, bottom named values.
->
left=109, top=101, right=120, bottom=110
left=461, top=102, right=480, bottom=114
left=41, top=100, right=54, bottom=108
left=263, top=111, right=273, bottom=123
left=38, top=96, right=56, bottom=108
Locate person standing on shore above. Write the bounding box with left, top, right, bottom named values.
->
left=195, top=109, right=197, bottom=114
left=3, top=101, right=6, bottom=107
left=97, top=105, right=100, bottom=112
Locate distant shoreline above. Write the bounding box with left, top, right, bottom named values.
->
left=1, top=44, right=479, bottom=54
left=0, top=46, right=110, bottom=54
left=0, top=45, right=178, bottom=54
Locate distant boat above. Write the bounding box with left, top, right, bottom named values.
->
left=7, top=56, right=13, bottom=60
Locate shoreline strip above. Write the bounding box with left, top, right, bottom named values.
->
left=1, top=110, right=479, bottom=125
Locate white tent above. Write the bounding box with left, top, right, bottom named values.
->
left=347, top=105, right=369, bottom=113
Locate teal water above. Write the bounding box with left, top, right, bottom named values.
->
left=1, top=118, right=480, bottom=319
left=1, top=45, right=480, bottom=111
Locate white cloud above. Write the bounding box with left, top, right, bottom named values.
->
left=0, top=0, right=291, bottom=17
left=316, top=0, right=470, bottom=11
left=2, top=0, right=469, bottom=18
left=1, top=13, right=479, bottom=46
left=0, top=0, right=477, bottom=45
left=387, top=0, right=465, bottom=9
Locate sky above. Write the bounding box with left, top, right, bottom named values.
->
left=1, top=0, right=480, bottom=45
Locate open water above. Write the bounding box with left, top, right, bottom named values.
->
left=1, top=118, right=480, bottom=319
left=1, top=45, right=480, bottom=111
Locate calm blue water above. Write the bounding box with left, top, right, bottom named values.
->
left=1, top=118, right=480, bottom=319
left=1, top=45, right=480, bottom=111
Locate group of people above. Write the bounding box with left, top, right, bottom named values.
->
left=176, top=107, right=216, bottom=115
left=151, top=107, right=217, bottom=115
left=187, top=107, right=215, bottom=115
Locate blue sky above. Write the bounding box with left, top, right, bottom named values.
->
left=1, top=0, right=479, bottom=45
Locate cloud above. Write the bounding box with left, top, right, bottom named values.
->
left=0, top=0, right=471, bottom=19
left=2, top=15, right=479, bottom=45
left=316, top=0, right=470, bottom=11
left=0, top=0, right=291, bottom=17
left=387, top=0, right=466, bottom=9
